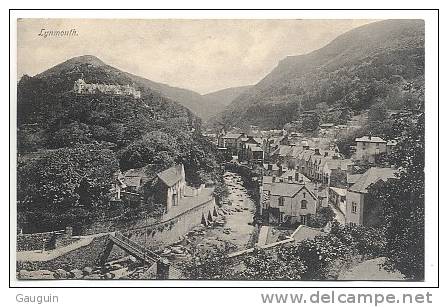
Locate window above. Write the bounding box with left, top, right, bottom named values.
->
left=351, top=202, right=357, bottom=214
left=301, top=199, right=307, bottom=209
left=303, top=192, right=306, bottom=198
left=300, top=215, right=307, bottom=225
left=278, top=197, right=284, bottom=206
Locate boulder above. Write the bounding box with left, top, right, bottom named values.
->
left=54, top=269, right=70, bottom=279
left=104, top=272, right=114, bottom=279
left=19, top=269, right=55, bottom=280
left=82, top=266, right=94, bottom=276
left=69, top=269, right=84, bottom=279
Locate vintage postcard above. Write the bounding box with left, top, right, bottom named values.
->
left=10, top=12, right=438, bottom=290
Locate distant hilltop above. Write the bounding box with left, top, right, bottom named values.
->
left=73, top=78, right=141, bottom=99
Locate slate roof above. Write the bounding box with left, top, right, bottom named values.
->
left=157, top=164, right=184, bottom=187
left=249, top=146, right=263, bottom=152
left=271, top=145, right=293, bottom=157
left=349, top=167, right=397, bottom=193
left=355, top=136, right=386, bottom=143
left=123, top=164, right=159, bottom=188
left=330, top=187, right=347, bottom=196
left=270, top=182, right=303, bottom=197
left=324, top=159, right=353, bottom=171
left=347, top=173, right=363, bottom=184
left=124, top=176, right=142, bottom=187
left=222, top=133, right=242, bottom=139
left=270, top=182, right=317, bottom=199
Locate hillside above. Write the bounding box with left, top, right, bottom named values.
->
left=17, top=55, right=221, bottom=179
left=202, top=85, right=252, bottom=116
left=17, top=55, right=225, bottom=231
left=214, top=19, right=425, bottom=129
left=29, top=54, right=243, bottom=121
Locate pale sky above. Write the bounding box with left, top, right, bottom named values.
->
left=17, top=19, right=376, bottom=94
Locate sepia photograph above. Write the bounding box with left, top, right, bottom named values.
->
left=12, top=15, right=433, bottom=285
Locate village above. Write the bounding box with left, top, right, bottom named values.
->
left=207, top=116, right=399, bottom=230
left=16, top=108, right=405, bottom=280
left=14, top=18, right=427, bottom=282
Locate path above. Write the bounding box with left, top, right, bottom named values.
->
left=16, top=236, right=96, bottom=262
left=338, top=257, right=405, bottom=280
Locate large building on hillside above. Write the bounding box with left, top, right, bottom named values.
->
left=73, top=78, right=141, bottom=99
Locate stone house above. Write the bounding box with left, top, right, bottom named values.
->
left=355, top=136, right=387, bottom=163
left=345, top=167, right=397, bottom=226
left=264, top=180, right=319, bottom=226
left=154, top=164, right=187, bottom=212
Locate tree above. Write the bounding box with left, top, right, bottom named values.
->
left=308, top=207, right=336, bottom=228
left=368, top=111, right=424, bottom=280
left=17, top=145, right=119, bottom=231
left=180, top=244, right=235, bottom=280
left=368, top=102, right=388, bottom=123
left=239, top=248, right=306, bottom=280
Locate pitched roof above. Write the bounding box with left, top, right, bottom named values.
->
left=324, top=159, right=353, bottom=171
left=290, top=145, right=305, bottom=158
left=124, top=176, right=142, bottom=187
left=249, top=146, right=263, bottom=152
left=355, top=136, right=386, bottom=143
left=270, top=182, right=317, bottom=199
left=123, top=164, right=159, bottom=187
left=222, top=133, right=242, bottom=139
left=271, top=145, right=293, bottom=157
left=347, top=173, right=363, bottom=184
left=330, top=187, right=347, bottom=196
left=349, top=167, right=397, bottom=193
left=270, top=182, right=303, bottom=197
left=157, top=164, right=184, bottom=187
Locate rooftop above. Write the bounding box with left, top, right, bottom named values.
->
left=222, top=133, right=242, bottom=139
left=349, top=167, right=397, bottom=193
left=355, top=136, right=386, bottom=143
left=270, top=182, right=317, bottom=199
left=157, top=164, right=185, bottom=187
left=330, top=187, right=347, bottom=196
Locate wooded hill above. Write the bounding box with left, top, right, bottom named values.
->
left=213, top=19, right=424, bottom=129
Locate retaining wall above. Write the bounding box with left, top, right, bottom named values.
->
left=122, top=198, right=218, bottom=249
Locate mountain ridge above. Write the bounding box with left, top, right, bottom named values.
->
left=34, top=55, right=251, bottom=120
left=214, top=19, right=424, bottom=129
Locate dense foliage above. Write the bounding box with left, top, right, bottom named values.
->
left=17, top=56, right=222, bottom=231
left=17, top=145, right=119, bottom=232
left=368, top=110, right=424, bottom=280
left=181, top=223, right=387, bottom=280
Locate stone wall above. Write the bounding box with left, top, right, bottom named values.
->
left=17, top=228, right=76, bottom=252
left=123, top=198, right=218, bottom=249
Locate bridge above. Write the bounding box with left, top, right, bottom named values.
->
left=98, top=232, right=171, bottom=279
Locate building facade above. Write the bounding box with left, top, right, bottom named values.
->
left=73, top=78, right=141, bottom=99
